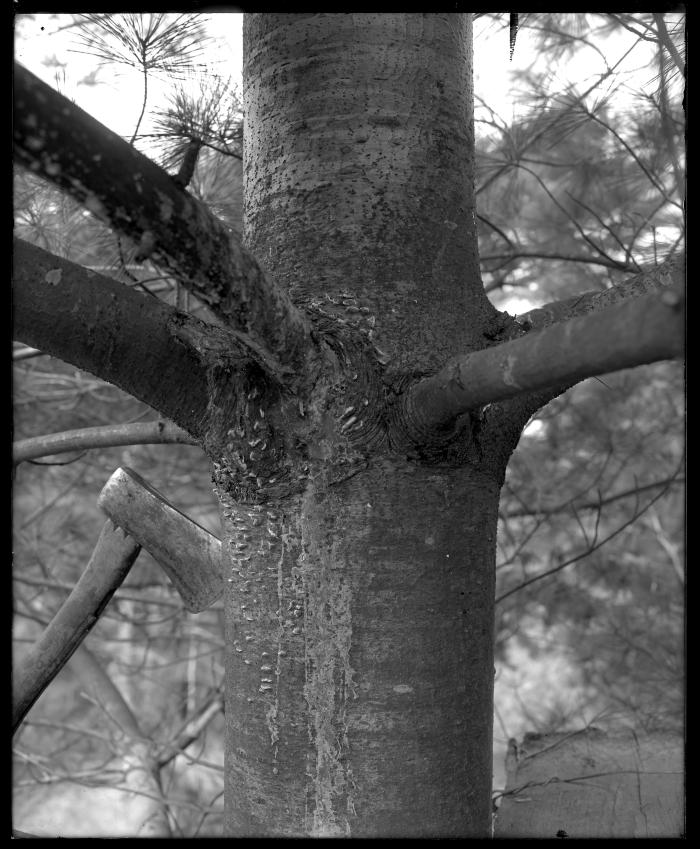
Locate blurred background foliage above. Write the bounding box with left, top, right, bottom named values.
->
left=13, top=11, right=684, bottom=836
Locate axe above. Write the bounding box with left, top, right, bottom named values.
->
left=12, top=467, right=223, bottom=734
left=99, top=467, right=222, bottom=613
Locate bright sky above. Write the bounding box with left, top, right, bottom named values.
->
left=16, top=13, right=666, bottom=140
left=14, top=13, right=244, bottom=139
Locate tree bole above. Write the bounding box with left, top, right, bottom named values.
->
left=221, top=13, right=505, bottom=836
left=12, top=11, right=682, bottom=838
left=223, top=463, right=501, bottom=836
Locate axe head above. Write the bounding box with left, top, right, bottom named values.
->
left=98, top=467, right=222, bottom=612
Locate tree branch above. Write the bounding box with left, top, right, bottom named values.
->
left=13, top=420, right=197, bottom=465
left=652, top=13, right=685, bottom=75
left=155, top=690, right=224, bottom=769
left=12, top=520, right=141, bottom=734
left=402, top=276, right=684, bottom=436
left=501, top=474, right=685, bottom=520
left=13, top=237, right=246, bottom=444
left=520, top=252, right=684, bottom=331
left=495, top=478, right=675, bottom=605
left=480, top=251, right=637, bottom=272
left=13, top=63, right=314, bottom=383
left=68, top=646, right=173, bottom=836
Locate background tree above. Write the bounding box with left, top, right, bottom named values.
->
left=13, top=9, right=684, bottom=840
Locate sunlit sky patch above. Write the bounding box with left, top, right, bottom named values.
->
left=16, top=13, right=671, bottom=145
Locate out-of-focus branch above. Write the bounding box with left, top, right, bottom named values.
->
left=480, top=251, right=637, bottom=272
left=155, top=690, right=224, bottom=768
left=14, top=421, right=198, bottom=465
left=69, top=646, right=173, bottom=836
left=501, top=474, right=685, bottom=519
left=496, top=476, right=676, bottom=604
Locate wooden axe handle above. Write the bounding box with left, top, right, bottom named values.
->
left=97, top=467, right=222, bottom=613
left=12, top=520, right=140, bottom=734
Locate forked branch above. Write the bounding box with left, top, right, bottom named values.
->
left=13, top=63, right=313, bottom=383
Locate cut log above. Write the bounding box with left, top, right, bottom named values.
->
left=494, top=728, right=684, bottom=838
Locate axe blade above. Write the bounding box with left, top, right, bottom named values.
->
left=98, top=467, right=222, bottom=612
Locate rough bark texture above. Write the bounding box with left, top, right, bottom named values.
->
left=223, top=466, right=502, bottom=836
left=221, top=13, right=520, bottom=836
left=243, top=13, right=498, bottom=373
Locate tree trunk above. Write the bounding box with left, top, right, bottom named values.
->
left=223, top=468, right=506, bottom=836
left=221, top=13, right=512, bottom=836
left=12, top=11, right=683, bottom=839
